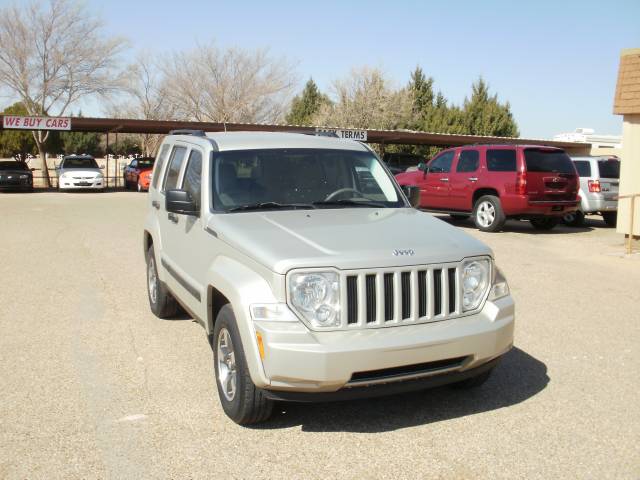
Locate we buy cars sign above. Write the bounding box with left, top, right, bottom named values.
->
left=2, top=115, right=71, bottom=131
left=315, top=127, right=367, bottom=141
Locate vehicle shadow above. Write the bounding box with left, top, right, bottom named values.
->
left=434, top=214, right=595, bottom=234
left=256, top=347, right=548, bottom=433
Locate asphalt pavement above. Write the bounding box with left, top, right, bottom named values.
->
left=0, top=192, right=638, bottom=479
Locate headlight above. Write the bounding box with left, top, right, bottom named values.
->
left=95, top=173, right=104, bottom=179
left=461, top=258, right=491, bottom=311
left=19, top=174, right=28, bottom=179
left=289, top=272, right=340, bottom=328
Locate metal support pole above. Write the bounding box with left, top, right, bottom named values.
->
left=629, top=196, right=636, bottom=255
left=380, top=141, right=386, bottom=158
left=106, top=132, right=109, bottom=189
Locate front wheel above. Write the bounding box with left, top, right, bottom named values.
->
left=602, top=211, right=617, bottom=227
left=530, top=217, right=558, bottom=230
left=213, top=305, right=274, bottom=425
left=472, top=195, right=506, bottom=232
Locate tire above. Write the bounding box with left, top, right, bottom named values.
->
left=562, top=210, right=585, bottom=227
left=530, top=217, right=559, bottom=230
left=213, top=305, right=274, bottom=425
left=145, top=245, right=178, bottom=318
left=450, top=213, right=470, bottom=221
left=450, top=368, right=493, bottom=389
left=602, top=211, right=617, bottom=228
left=472, top=195, right=506, bottom=232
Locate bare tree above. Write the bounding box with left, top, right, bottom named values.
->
left=0, top=0, right=126, bottom=186
left=313, top=67, right=413, bottom=130
left=107, top=55, right=175, bottom=155
left=162, top=43, right=296, bottom=124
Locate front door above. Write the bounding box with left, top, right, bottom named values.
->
left=448, top=149, right=480, bottom=211
left=420, top=150, right=456, bottom=209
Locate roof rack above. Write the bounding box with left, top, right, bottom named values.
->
left=168, top=129, right=206, bottom=136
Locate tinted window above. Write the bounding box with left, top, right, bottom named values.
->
left=524, top=149, right=575, bottom=174
left=487, top=150, right=517, bottom=172
left=428, top=151, right=454, bottom=173
left=152, top=144, right=170, bottom=190
left=0, top=161, right=28, bottom=171
left=597, top=159, right=620, bottom=179
left=573, top=160, right=591, bottom=177
left=456, top=150, right=479, bottom=172
left=138, top=160, right=154, bottom=168
left=62, top=157, right=99, bottom=169
left=162, top=146, right=187, bottom=192
left=182, top=150, right=203, bottom=208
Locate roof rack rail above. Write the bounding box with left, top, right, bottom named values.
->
left=168, top=129, right=206, bottom=136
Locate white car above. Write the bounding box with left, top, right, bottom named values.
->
left=57, top=155, right=105, bottom=190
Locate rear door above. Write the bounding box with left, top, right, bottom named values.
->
left=420, top=150, right=456, bottom=209
left=597, top=158, right=620, bottom=200
left=448, top=149, right=480, bottom=211
left=522, top=148, right=578, bottom=201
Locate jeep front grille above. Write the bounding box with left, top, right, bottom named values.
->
left=342, top=263, right=461, bottom=329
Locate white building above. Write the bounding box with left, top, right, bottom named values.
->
left=554, top=128, right=622, bottom=156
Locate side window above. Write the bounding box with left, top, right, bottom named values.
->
left=573, top=160, right=591, bottom=177
left=456, top=150, right=480, bottom=172
left=428, top=151, right=455, bottom=173
left=182, top=149, right=203, bottom=207
left=151, top=144, right=170, bottom=190
left=162, top=146, right=187, bottom=192
left=487, top=149, right=517, bottom=172
left=130, top=160, right=138, bottom=168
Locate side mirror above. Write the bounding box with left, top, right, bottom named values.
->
left=417, top=162, right=427, bottom=172
left=166, top=189, right=199, bottom=216
left=401, top=185, right=421, bottom=208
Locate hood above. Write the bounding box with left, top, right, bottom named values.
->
left=209, top=208, right=492, bottom=274
left=58, top=168, right=101, bottom=176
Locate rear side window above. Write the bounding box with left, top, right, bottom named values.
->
left=597, top=159, right=620, bottom=179
left=573, top=160, right=591, bottom=177
left=162, top=146, right=187, bottom=192
left=428, top=151, right=454, bottom=173
left=182, top=149, right=203, bottom=207
left=456, top=150, right=479, bottom=172
left=152, top=144, right=170, bottom=190
left=524, top=149, right=575, bottom=174
left=486, top=150, right=517, bottom=172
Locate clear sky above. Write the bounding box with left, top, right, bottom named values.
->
left=4, top=0, right=640, bottom=139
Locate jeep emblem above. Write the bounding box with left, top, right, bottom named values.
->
left=392, top=249, right=415, bottom=256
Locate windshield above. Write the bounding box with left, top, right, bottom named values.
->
left=212, top=148, right=404, bottom=211
left=138, top=160, right=154, bottom=168
left=524, top=149, right=575, bottom=174
left=0, top=161, right=28, bottom=171
left=62, top=157, right=99, bottom=169
left=597, top=159, right=620, bottom=179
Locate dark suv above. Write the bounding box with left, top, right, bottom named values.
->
left=396, top=144, right=579, bottom=232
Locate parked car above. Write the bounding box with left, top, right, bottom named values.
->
left=383, top=152, right=426, bottom=175
left=123, top=157, right=154, bottom=191
left=138, top=169, right=153, bottom=192
left=563, top=156, right=620, bottom=227
left=0, top=161, right=34, bottom=192
left=56, top=155, right=104, bottom=191
left=396, top=144, right=580, bottom=232
left=144, top=130, right=514, bottom=424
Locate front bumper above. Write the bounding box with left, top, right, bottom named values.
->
left=0, top=181, right=32, bottom=191
left=253, top=295, right=514, bottom=394
left=59, top=179, right=104, bottom=189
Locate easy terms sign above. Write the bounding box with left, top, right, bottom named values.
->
left=2, top=115, right=71, bottom=131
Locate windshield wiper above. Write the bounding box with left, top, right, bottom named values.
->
left=228, top=202, right=316, bottom=212
left=313, top=199, right=387, bottom=208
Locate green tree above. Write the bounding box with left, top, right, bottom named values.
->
left=408, top=66, right=435, bottom=123
left=60, top=130, right=103, bottom=157
left=0, top=103, right=37, bottom=161
left=462, top=78, right=519, bottom=137
left=285, top=78, right=330, bottom=125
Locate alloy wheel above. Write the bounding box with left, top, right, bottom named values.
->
left=217, top=328, right=237, bottom=401
left=476, top=201, right=496, bottom=228
left=148, top=257, right=158, bottom=304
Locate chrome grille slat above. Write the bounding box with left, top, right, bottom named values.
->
left=340, top=262, right=464, bottom=330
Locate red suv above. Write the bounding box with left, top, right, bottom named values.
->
left=395, top=145, right=579, bottom=232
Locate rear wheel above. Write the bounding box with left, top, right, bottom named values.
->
left=602, top=211, right=617, bottom=227
left=146, top=245, right=178, bottom=318
left=562, top=210, right=585, bottom=227
left=213, top=305, right=274, bottom=425
left=530, top=217, right=558, bottom=230
left=472, top=195, right=506, bottom=232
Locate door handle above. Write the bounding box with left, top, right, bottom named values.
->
left=468, top=177, right=478, bottom=182
left=152, top=200, right=160, bottom=210
left=168, top=212, right=179, bottom=224
left=439, top=178, right=449, bottom=182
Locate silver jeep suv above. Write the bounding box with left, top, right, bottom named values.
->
left=143, top=130, right=515, bottom=424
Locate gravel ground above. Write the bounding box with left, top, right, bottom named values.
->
left=0, top=192, right=638, bottom=479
